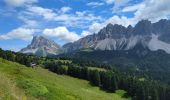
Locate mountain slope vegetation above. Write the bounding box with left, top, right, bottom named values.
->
left=1, top=48, right=170, bottom=100
left=0, top=58, right=127, bottom=100
left=58, top=46, right=170, bottom=85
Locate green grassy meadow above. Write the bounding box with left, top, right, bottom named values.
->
left=0, top=58, right=129, bottom=100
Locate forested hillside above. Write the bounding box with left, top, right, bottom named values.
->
left=58, top=47, right=170, bottom=85
left=0, top=58, right=128, bottom=100
left=1, top=48, right=170, bottom=100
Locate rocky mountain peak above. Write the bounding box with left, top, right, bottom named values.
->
left=133, top=20, right=152, bottom=35
left=20, top=36, right=62, bottom=57
left=63, top=19, right=170, bottom=54
left=126, top=25, right=133, bottom=35
left=106, top=24, right=126, bottom=34
left=106, top=23, right=114, bottom=28
left=30, top=36, right=60, bottom=49
left=20, top=19, right=170, bottom=56
left=98, top=23, right=127, bottom=39
left=127, top=25, right=133, bottom=29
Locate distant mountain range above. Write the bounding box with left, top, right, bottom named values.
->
left=20, top=19, right=170, bottom=56
left=63, top=19, right=170, bottom=53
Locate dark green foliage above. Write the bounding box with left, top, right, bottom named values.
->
left=110, top=74, right=118, bottom=92
left=88, top=70, right=100, bottom=86
left=80, top=67, right=88, bottom=79
left=57, top=65, right=67, bottom=75
left=67, top=65, right=81, bottom=78
left=100, top=71, right=111, bottom=90
left=1, top=48, right=170, bottom=100
left=58, top=49, right=170, bottom=85
left=0, top=48, right=40, bottom=67
left=44, top=61, right=67, bottom=75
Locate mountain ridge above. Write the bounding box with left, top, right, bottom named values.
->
left=63, top=19, right=170, bottom=54
left=20, top=36, right=62, bottom=57
left=20, top=19, right=170, bottom=56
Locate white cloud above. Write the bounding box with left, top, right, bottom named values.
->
left=75, top=11, right=86, bottom=17
left=122, top=3, right=144, bottom=12
left=60, top=6, right=72, bottom=13
left=123, top=0, right=170, bottom=22
left=18, top=16, right=38, bottom=28
left=104, top=0, right=132, bottom=13
left=89, top=22, right=103, bottom=33
left=4, top=0, right=38, bottom=7
left=0, top=28, right=34, bottom=41
left=80, top=31, right=91, bottom=37
left=43, top=27, right=80, bottom=42
left=104, top=0, right=115, bottom=4
left=26, top=6, right=102, bottom=28
left=87, top=2, right=104, bottom=7
left=53, top=11, right=103, bottom=28
left=112, top=0, right=131, bottom=13
left=103, top=16, right=134, bottom=27
left=27, top=6, right=57, bottom=20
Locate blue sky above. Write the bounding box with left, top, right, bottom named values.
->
left=0, top=0, right=170, bottom=51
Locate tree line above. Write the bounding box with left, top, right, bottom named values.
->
left=44, top=60, right=170, bottom=100
left=1, top=48, right=170, bottom=100
left=0, top=48, right=40, bottom=66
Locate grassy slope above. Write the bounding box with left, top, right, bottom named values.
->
left=0, top=58, right=129, bottom=100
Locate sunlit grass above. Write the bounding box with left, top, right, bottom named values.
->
left=0, top=58, right=130, bottom=100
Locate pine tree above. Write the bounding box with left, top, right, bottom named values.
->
left=100, top=72, right=111, bottom=90
left=110, top=74, right=118, bottom=92
left=88, top=70, right=100, bottom=86
left=93, top=70, right=100, bottom=86
left=152, top=88, right=159, bottom=100
left=80, top=67, right=88, bottom=79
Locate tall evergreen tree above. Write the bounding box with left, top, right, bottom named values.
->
left=110, top=74, right=118, bottom=92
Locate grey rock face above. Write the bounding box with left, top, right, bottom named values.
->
left=20, top=36, right=62, bottom=57
left=63, top=19, right=170, bottom=54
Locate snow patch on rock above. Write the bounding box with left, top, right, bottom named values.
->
left=148, top=34, right=170, bottom=53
